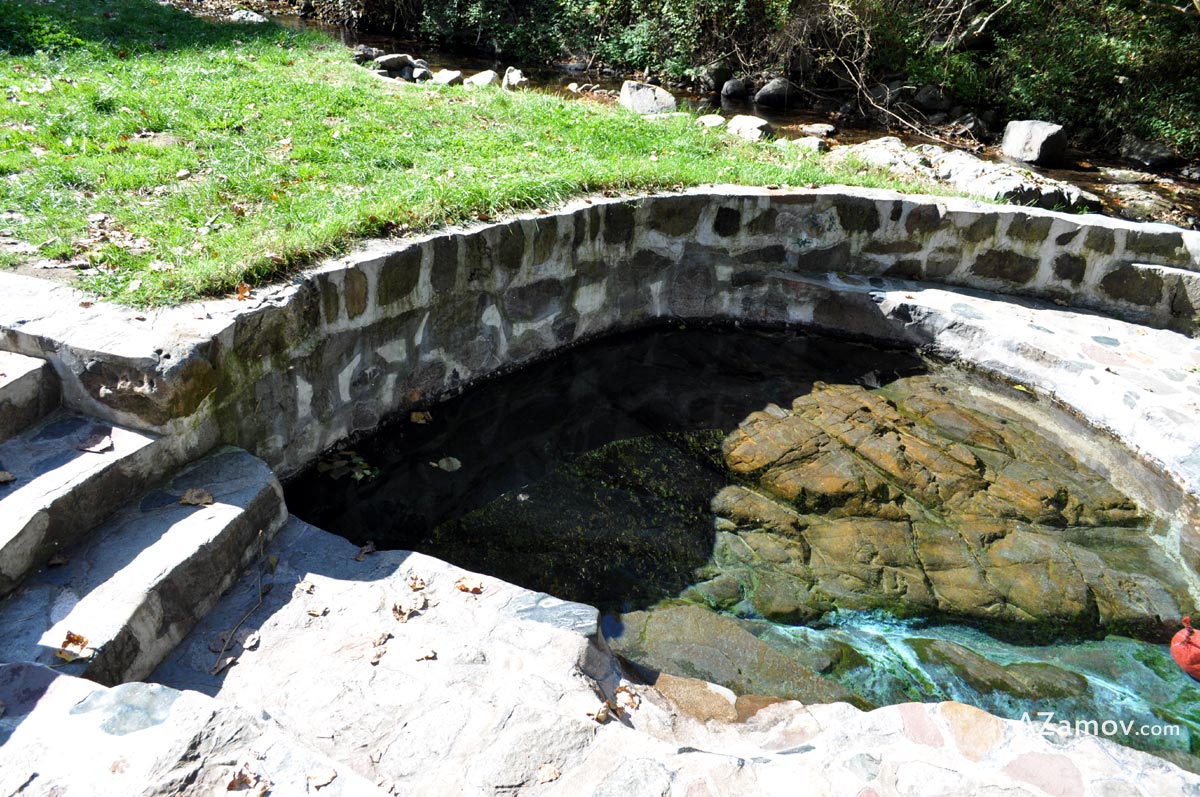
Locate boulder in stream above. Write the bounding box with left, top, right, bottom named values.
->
left=1001, top=120, right=1068, bottom=165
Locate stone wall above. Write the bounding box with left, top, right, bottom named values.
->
left=2, top=186, right=1199, bottom=481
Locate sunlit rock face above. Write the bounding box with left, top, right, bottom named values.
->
left=702, top=376, right=1185, bottom=640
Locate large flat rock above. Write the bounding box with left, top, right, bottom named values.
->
left=150, top=517, right=1200, bottom=795
left=0, top=410, right=172, bottom=596
left=0, top=662, right=387, bottom=796
left=0, top=447, right=287, bottom=685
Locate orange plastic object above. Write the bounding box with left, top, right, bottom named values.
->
left=1171, top=616, right=1200, bottom=681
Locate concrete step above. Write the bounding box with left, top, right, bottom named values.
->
left=0, top=410, right=173, bottom=597
left=0, top=351, right=60, bottom=444
left=0, top=447, right=287, bottom=686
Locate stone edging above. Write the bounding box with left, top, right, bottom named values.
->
left=1, top=185, right=1198, bottom=493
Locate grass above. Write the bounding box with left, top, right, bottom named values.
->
left=0, top=0, right=932, bottom=307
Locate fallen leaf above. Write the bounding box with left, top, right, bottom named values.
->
left=373, top=631, right=392, bottom=647
left=237, top=283, right=251, bottom=301
left=454, top=576, right=484, bottom=594
left=614, top=684, right=641, bottom=711
left=392, top=592, right=426, bottom=622
left=56, top=631, right=94, bottom=662
left=537, top=763, right=561, bottom=784
left=78, top=300, right=94, bottom=308
left=410, top=411, right=432, bottom=424
left=587, top=700, right=620, bottom=724
left=308, top=768, right=337, bottom=789
left=47, top=553, right=68, bottom=567
left=354, top=541, right=377, bottom=561
left=62, top=631, right=88, bottom=649
left=295, top=579, right=315, bottom=594
left=407, top=573, right=426, bottom=591
left=209, top=656, right=237, bottom=675
left=76, top=430, right=114, bottom=453
left=1012, top=384, right=1031, bottom=393
left=370, top=647, right=386, bottom=665
left=0, top=471, right=15, bottom=484
left=180, top=488, right=214, bottom=506
left=415, top=649, right=437, bottom=661
left=176, top=168, right=191, bottom=180
left=226, top=762, right=269, bottom=794
left=430, top=456, right=462, bottom=472
left=306, top=606, right=329, bottom=618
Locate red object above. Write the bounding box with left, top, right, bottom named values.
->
left=1172, top=617, right=1200, bottom=681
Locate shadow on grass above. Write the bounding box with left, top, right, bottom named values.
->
left=0, top=0, right=295, bottom=57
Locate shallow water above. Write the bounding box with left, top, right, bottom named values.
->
left=286, top=324, right=1200, bottom=765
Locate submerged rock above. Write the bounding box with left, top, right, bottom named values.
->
left=606, top=604, right=861, bottom=706
left=700, top=376, right=1188, bottom=639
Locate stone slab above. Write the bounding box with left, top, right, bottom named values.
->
left=148, top=517, right=1200, bottom=795
left=0, top=447, right=287, bottom=685
left=0, top=351, right=58, bottom=444
left=0, top=409, right=172, bottom=597
left=0, top=662, right=387, bottom=797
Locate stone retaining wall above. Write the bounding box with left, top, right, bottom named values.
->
left=2, top=186, right=1199, bottom=481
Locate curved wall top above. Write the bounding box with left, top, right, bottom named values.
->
left=2, top=185, right=1199, bottom=498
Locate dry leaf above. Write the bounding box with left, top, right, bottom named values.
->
left=430, top=456, right=462, bottom=472
left=76, top=431, right=114, bottom=453
left=62, top=631, right=88, bottom=649
left=295, top=579, right=315, bottom=594
left=406, top=573, right=426, bottom=591
left=391, top=592, right=426, bottom=623
left=306, top=606, right=329, bottom=618
left=587, top=700, right=621, bottom=724
left=226, top=762, right=269, bottom=794
left=209, top=656, right=237, bottom=675
left=55, top=632, right=95, bottom=662
left=615, top=684, right=640, bottom=711
left=0, top=471, right=15, bottom=484
left=180, top=488, right=214, bottom=506
left=237, top=283, right=251, bottom=301
left=373, top=631, right=392, bottom=647
left=370, top=647, right=387, bottom=665
left=78, top=300, right=94, bottom=308
left=410, top=411, right=432, bottom=424
left=537, top=763, right=561, bottom=784
left=354, top=541, right=377, bottom=561
left=415, top=649, right=437, bottom=661
left=308, top=768, right=337, bottom=789
left=454, top=576, right=484, bottom=594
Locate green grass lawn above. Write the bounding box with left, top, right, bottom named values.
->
left=0, top=0, right=927, bottom=306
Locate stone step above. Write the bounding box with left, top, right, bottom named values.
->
left=0, top=447, right=287, bottom=686
left=0, top=663, right=388, bottom=796
left=0, top=350, right=60, bottom=444
left=0, top=410, right=172, bottom=597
